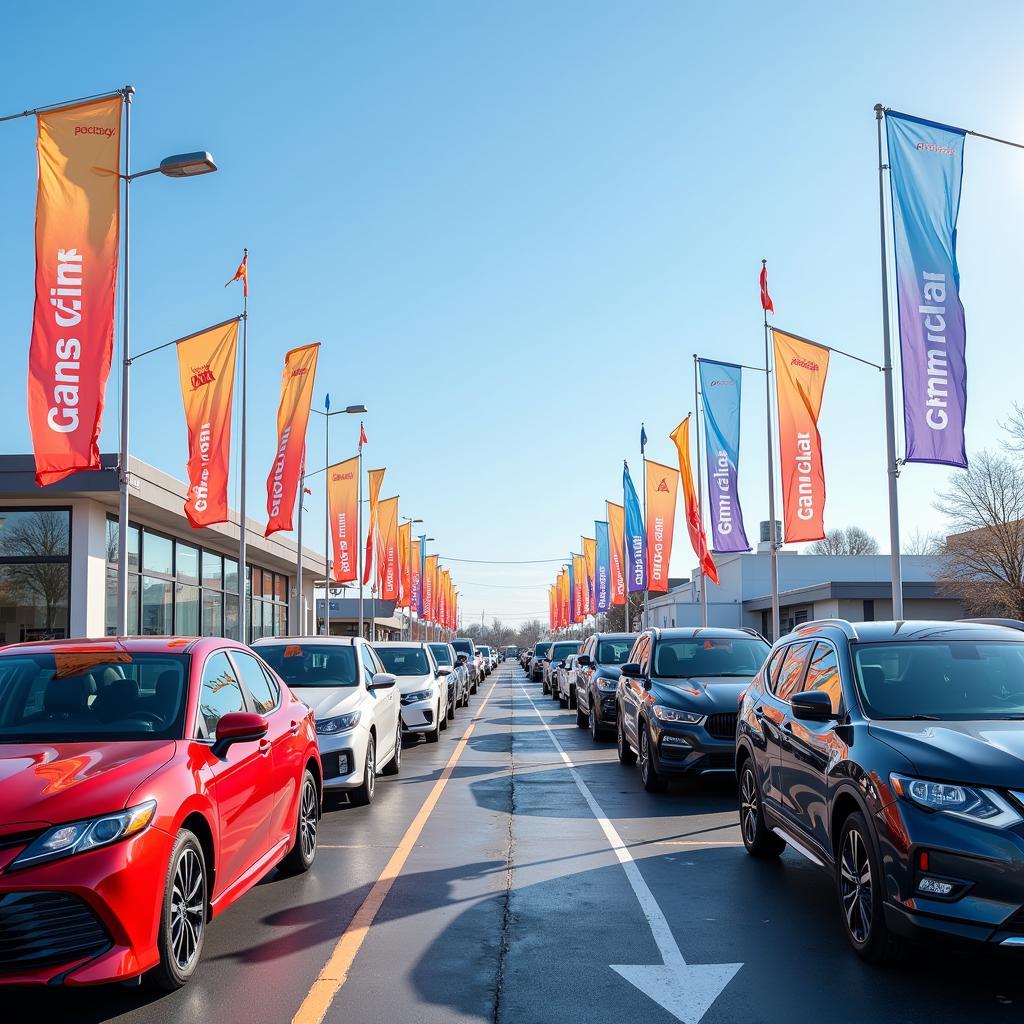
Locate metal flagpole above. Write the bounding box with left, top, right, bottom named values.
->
left=874, top=105, right=905, bottom=619
left=641, top=429, right=650, bottom=631
left=238, top=251, right=248, bottom=644
left=324, top=397, right=331, bottom=637
left=116, top=86, right=133, bottom=634
left=357, top=441, right=365, bottom=638
left=692, top=357, right=708, bottom=628
left=762, top=263, right=781, bottom=641
left=295, top=462, right=304, bottom=635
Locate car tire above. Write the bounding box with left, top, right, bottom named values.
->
left=738, top=758, right=784, bottom=859
left=591, top=699, right=607, bottom=741
left=638, top=723, right=667, bottom=793
left=440, top=699, right=449, bottom=730
left=541, top=677, right=549, bottom=694
left=448, top=694, right=457, bottom=721
left=558, top=688, right=567, bottom=708
left=568, top=686, right=577, bottom=710
left=349, top=734, right=376, bottom=806
left=279, top=768, right=320, bottom=875
left=148, top=829, right=207, bottom=991
left=382, top=722, right=404, bottom=773
left=425, top=707, right=441, bottom=744
left=576, top=700, right=588, bottom=728
left=836, top=812, right=906, bottom=964
left=616, top=714, right=637, bottom=764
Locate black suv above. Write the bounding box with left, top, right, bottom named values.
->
left=617, top=626, right=770, bottom=791
left=737, top=618, right=1024, bottom=961
left=574, top=632, right=637, bottom=740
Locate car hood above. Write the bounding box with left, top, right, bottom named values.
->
left=394, top=673, right=436, bottom=695
left=292, top=687, right=362, bottom=720
left=651, top=676, right=752, bottom=713
left=868, top=720, right=1024, bottom=788
left=0, top=741, right=176, bottom=831
left=594, top=665, right=623, bottom=681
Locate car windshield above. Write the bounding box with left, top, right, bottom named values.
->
left=653, top=638, right=769, bottom=678
left=534, top=643, right=553, bottom=658
left=258, top=643, right=358, bottom=688
left=375, top=647, right=430, bottom=676
left=0, top=651, right=189, bottom=742
left=478, top=647, right=490, bottom=656
left=597, top=639, right=633, bottom=665
left=451, top=641, right=474, bottom=657
left=429, top=644, right=453, bottom=667
left=550, top=643, right=579, bottom=661
left=853, top=641, right=1024, bottom=720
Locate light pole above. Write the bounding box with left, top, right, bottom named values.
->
left=116, top=95, right=218, bottom=633
left=308, top=403, right=366, bottom=636
left=402, top=516, right=422, bottom=639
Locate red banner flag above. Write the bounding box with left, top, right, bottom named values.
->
left=376, top=496, right=399, bottom=601
left=265, top=342, right=319, bottom=537
left=606, top=502, right=626, bottom=606
left=225, top=251, right=248, bottom=297
left=363, top=468, right=385, bottom=585
left=327, top=456, right=359, bottom=583
left=774, top=329, right=830, bottom=543
left=397, top=520, right=412, bottom=608
left=176, top=321, right=239, bottom=528
left=645, top=460, right=679, bottom=593
left=28, top=96, right=122, bottom=486
left=424, top=555, right=438, bottom=622
left=411, top=539, right=422, bottom=615
left=760, top=260, right=774, bottom=314
left=669, top=416, right=719, bottom=586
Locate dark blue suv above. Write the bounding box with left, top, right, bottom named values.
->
left=737, top=618, right=1024, bottom=962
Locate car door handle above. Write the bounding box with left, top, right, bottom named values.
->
left=753, top=705, right=766, bottom=719
left=290, top=720, right=301, bottom=736
left=259, top=739, right=272, bottom=757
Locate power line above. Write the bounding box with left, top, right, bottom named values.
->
left=439, top=556, right=567, bottom=564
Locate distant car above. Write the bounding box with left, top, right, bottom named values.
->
left=616, top=627, right=769, bottom=792
left=574, top=632, right=638, bottom=740
left=554, top=654, right=580, bottom=707
left=477, top=645, right=493, bottom=675
left=256, top=637, right=403, bottom=806
left=542, top=640, right=580, bottom=695
left=372, top=641, right=448, bottom=743
left=427, top=641, right=470, bottom=712
left=503, top=646, right=518, bottom=661
left=519, top=649, right=533, bottom=672
left=0, top=637, right=321, bottom=990
left=451, top=638, right=481, bottom=693
left=529, top=641, right=553, bottom=682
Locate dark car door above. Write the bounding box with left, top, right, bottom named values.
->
left=577, top=637, right=595, bottom=714
left=757, top=641, right=813, bottom=810
left=620, top=635, right=650, bottom=748
left=780, top=640, right=845, bottom=855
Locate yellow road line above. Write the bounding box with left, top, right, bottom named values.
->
left=291, top=678, right=499, bottom=1024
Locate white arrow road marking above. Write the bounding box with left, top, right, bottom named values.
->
left=520, top=688, right=741, bottom=1024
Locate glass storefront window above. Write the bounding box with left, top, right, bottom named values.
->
left=142, top=530, right=174, bottom=577
left=202, top=551, right=223, bottom=590
left=275, top=574, right=287, bottom=602
left=177, top=544, right=199, bottom=586
left=175, top=583, right=200, bottom=635
left=0, top=561, right=69, bottom=643
left=0, top=509, right=70, bottom=558
left=224, top=558, right=239, bottom=595
left=263, top=571, right=274, bottom=599
left=202, top=589, right=222, bottom=637
left=141, top=576, right=173, bottom=635
left=224, top=594, right=239, bottom=641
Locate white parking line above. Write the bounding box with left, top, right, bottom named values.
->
left=518, top=687, right=741, bottom=1024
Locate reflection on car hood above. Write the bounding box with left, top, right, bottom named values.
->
left=394, top=673, right=435, bottom=695
left=651, top=676, right=753, bottom=713
left=0, top=741, right=176, bottom=829
left=293, top=687, right=362, bottom=720
left=869, top=720, right=1024, bottom=788
left=594, top=665, right=623, bottom=681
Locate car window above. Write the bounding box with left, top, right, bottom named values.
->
left=230, top=650, right=280, bottom=714
left=198, top=651, right=246, bottom=737
left=798, top=642, right=843, bottom=715
left=765, top=648, right=786, bottom=688
left=774, top=641, right=814, bottom=701
left=635, top=636, right=651, bottom=673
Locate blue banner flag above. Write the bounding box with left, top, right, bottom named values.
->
left=699, top=359, right=751, bottom=553
left=595, top=520, right=611, bottom=613
left=887, top=111, right=968, bottom=468
left=417, top=535, right=427, bottom=617
left=640, top=423, right=648, bottom=454
left=623, top=462, right=647, bottom=592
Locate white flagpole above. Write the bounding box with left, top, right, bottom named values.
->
left=238, top=250, right=248, bottom=644
left=693, top=356, right=708, bottom=628
left=762, top=262, right=781, bottom=642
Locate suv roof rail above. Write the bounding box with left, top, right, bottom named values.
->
left=790, top=618, right=860, bottom=641
left=957, top=617, right=1024, bottom=632
left=735, top=626, right=768, bottom=641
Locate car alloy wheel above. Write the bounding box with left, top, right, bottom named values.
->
left=840, top=826, right=873, bottom=945
left=298, top=774, right=319, bottom=862
left=739, top=765, right=759, bottom=847
left=170, top=846, right=205, bottom=972
left=616, top=714, right=636, bottom=764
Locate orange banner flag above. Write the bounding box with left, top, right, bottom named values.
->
left=572, top=553, right=586, bottom=623
left=669, top=416, right=719, bottom=586
left=582, top=537, right=597, bottom=615
left=28, top=96, right=122, bottom=486
left=176, top=321, right=239, bottom=528
left=397, top=520, right=412, bottom=608
left=265, top=342, right=319, bottom=536
left=327, top=456, right=359, bottom=583
left=606, top=502, right=626, bottom=606
left=645, top=459, right=679, bottom=593
left=774, top=330, right=830, bottom=543
left=363, top=468, right=385, bottom=585
left=423, top=555, right=438, bottom=622
left=376, top=496, right=400, bottom=601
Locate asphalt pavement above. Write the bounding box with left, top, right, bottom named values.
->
left=9, top=661, right=1024, bottom=1023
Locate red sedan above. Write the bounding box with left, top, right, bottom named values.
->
left=0, top=636, right=321, bottom=989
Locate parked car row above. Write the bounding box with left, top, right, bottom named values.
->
left=0, top=632, right=497, bottom=991
left=526, top=619, right=1024, bottom=965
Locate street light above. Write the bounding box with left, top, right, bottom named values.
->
left=401, top=517, right=423, bottom=639
left=116, top=84, right=218, bottom=635
left=305, top=403, right=367, bottom=637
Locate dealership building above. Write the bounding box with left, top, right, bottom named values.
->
left=0, top=453, right=326, bottom=645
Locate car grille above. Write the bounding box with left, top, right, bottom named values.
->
left=705, top=712, right=738, bottom=740
left=0, top=891, right=111, bottom=971
left=320, top=751, right=353, bottom=779
left=703, top=753, right=735, bottom=771
left=1002, top=906, right=1024, bottom=932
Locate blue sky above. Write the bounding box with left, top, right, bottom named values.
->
left=2, top=2, right=1023, bottom=625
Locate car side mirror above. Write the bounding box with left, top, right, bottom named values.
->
left=370, top=672, right=397, bottom=690
left=791, top=690, right=834, bottom=722
left=213, top=712, right=268, bottom=758
left=577, top=654, right=591, bottom=667
left=437, top=666, right=452, bottom=677
left=559, top=660, right=566, bottom=669
left=620, top=662, right=641, bottom=678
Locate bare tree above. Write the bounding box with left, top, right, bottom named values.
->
left=0, top=512, right=69, bottom=631
left=808, top=526, right=880, bottom=556
left=902, top=528, right=945, bottom=556
left=934, top=450, right=1024, bottom=617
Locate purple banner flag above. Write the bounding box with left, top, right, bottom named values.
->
left=887, top=111, right=968, bottom=467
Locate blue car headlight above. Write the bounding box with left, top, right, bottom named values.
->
left=652, top=705, right=705, bottom=725
left=317, top=710, right=361, bottom=735
left=402, top=688, right=433, bottom=705
left=890, top=774, right=1022, bottom=828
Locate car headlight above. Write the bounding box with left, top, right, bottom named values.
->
left=10, top=801, right=157, bottom=870
left=890, top=774, right=1023, bottom=828
left=597, top=676, right=618, bottom=690
left=652, top=705, right=705, bottom=725
left=317, top=710, right=361, bottom=734
left=402, top=688, right=433, bottom=704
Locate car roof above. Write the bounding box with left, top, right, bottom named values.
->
left=788, top=619, right=1024, bottom=644
left=652, top=627, right=767, bottom=641
left=0, top=635, right=210, bottom=656
left=591, top=632, right=637, bottom=641
left=373, top=641, right=428, bottom=648
left=253, top=635, right=360, bottom=647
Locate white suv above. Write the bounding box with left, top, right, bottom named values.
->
left=373, top=641, right=448, bottom=743
left=255, top=637, right=402, bottom=806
